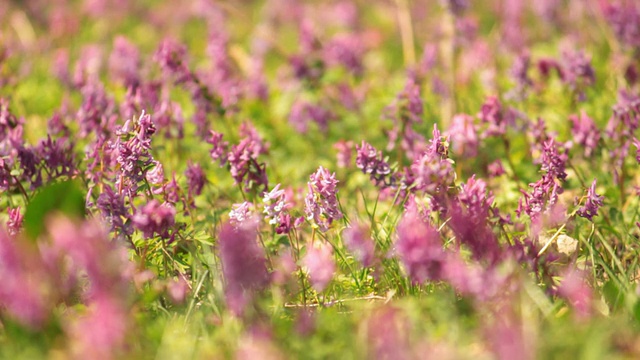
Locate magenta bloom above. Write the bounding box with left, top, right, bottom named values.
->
left=447, top=114, right=479, bottom=157
left=185, top=162, right=206, bottom=197
left=342, top=223, right=375, bottom=268
left=262, top=184, right=288, bottom=225
left=303, top=242, right=336, bottom=292
left=395, top=205, right=446, bottom=284
left=207, top=130, right=228, bottom=166
left=570, top=111, right=600, bottom=157
left=355, top=141, right=391, bottom=186
left=333, top=140, right=353, bottom=168
left=229, top=202, right=255, bottom=227
left=132, top=200, right=176, bottom=239
left=577, top=179, right=604, bottom=221
left=218, top=221, right=268, bottom=315
left=557, top=269, right=592, bottom=319
left=304, top=166, right=343, bottom=232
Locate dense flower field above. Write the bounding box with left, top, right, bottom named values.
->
left=1, top=0, right=640, bottom=358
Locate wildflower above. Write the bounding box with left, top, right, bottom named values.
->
left=447, top=114, right=479, bottom=157
left=557, top=269, right=592, bottom=319
left=230, top=202, right=255, bottom=227
left=207, top=130, right=228, bottom=166
left=108, top=36, right=140, bottom=88
left=263, top=184, right=288, bottom=225
left=540, top=139, right=567, bottom=181
left=289, top=100, right=335, bottom=134
left=363, top=307, right=413, bottom=360
left=355, top=141, right=391, bottom=186
left=304, top=166, right=343, bottom=232
left=303, top=242, right=335, bottom=292
left=570, top=111, right=600, bottom=157
left=577, top=179, right=604, bottom=221
left=410, top=150, right=455, bottom=196
left=322, top=33, right=364, bottom=76
left=601, top=1, right=640, bottom=50
left=96, top=185, right=131, bottom=235
left=218, top=220, right=268, bottom=316
left=487, top=160, right=505, bottom=177
left=185, top=162, right=206, bottom=197
left=131, top=200, right=175, bottom=239
left=227, top=138, right=268, bottom=193
left=239, top=122, right=269, bottom=157
left=342, top=223, right=376, bottom=267
left=113, top=111, right=157, bottom=196
left=6, top=207, right=22, bottom=236
left=145, top=160, right=165, bottom=186
left=333, top=140, right=353, bottom=168
left=154, top=39, right=192, bottom=84
left=509, top=52, right=532, bottom=98
left=395, top=205, right=446, bottom=283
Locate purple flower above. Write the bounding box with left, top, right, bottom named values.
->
left=303, top=242, right=335, bottom=292
left=207, top=130, right=228, bottom=166
left=395, top=205, right=446, bottom=284
left=342, top=223, right=375, bottom=268
left=322, top=33, right=364, bottom=76
left=262, top=184, right=288, bottom=225
left=557, top=269, right=592, bottom=319
left=289, top=100, right=336, bottom=134
left=333, top=140, right=353, bottom=168
left=76, top=82, right=116, bottom=138
left=304, top=166, right=343, bottom=232
left=154, top=39, right=192, bottom=84
left=132, top=200, right=175, bottom=239
left=6, top=207, right=22, bottom=236
left=355, top=141, right=392, bottom=187
left=570, top=111, right=600, bottom=157
left=96, top=185, right=131, bottom=235
left=229, top=202, right=255, bottom=227
left=478, top=96, right=515, bottom=137
left=447, top=113, right=479, bottom=157
left=113, top=111, right=157, bottom=196
left=185, top=162, right=206, bottom=197
left=227, top=138, right=268, bottom=193
left=487, top=160, right=505, bottom=177
left=601, top=1, right=640, bottom=50
left=577, top=179, right=604, bottom=221
left=509, top=52, right=533, bottom=99
left=540, top=139, right=567, bottom=181
left=108, top=36, right=140, bottom=88
left=218, top=220, right=268, bottom=316
left=145, top=160, right=165, bottom=186
left=410, top=150, right=455, bottom=196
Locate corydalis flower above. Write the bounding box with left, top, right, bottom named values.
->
left=132, top=200, right=175, bottom=239
left=410, top=126, right=455, bottom=196
left=230, top=202, right=255, bottom=227
left=303, top=242, right=335, bottom=292
left=447, top=113, right=479, bottom=157
left=96, top=185, right=131, bottom=235
left=570, top=111, right=600, bottom=157
left=113, top=111, right=157, bottom=196
left=333, top=140, right=353, bottom=168
left=395, top=205, right=446, bottom=283
left=218, top=220, right=268, bottom=316
left=342, top=223, right=375, bottom=268
left=207, top=130, right=228, bottom=166
left=355, top=141, right=392, bottom=187
left=262, top=184, right=288, bottom=225
left=305, top=166, right=343, bottom=232
left=577, top=179, right=604, bottom=221
left=6, top=207, right=22, bottom=236
left=185, top=162, right=206, bottom=197
left=227, top=138, right=268, bottom=193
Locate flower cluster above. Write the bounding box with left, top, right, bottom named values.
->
left=305, top=166, right=343, bottom=232
left=355, top=141, right=392, bottom=187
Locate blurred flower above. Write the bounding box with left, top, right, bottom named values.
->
left=333, top=140, right=353, bottom=168
left=289, top=100, right=336, bottom=134
left=355, top=141, right=392, bottom=187
left=487, top=160, right=505, bottom=177
left=207, top=130, right=228, bottom=166
left=230, top=202, right=255, bottom=227
left=303, top=242, right=335, bottom=292
left=570, top=111, right=600, bottom=157
left=108, top=36, right=140, bottom=88
left=342, top=222, right=375, bottom=267
left=218, top=220, right=268, bottom=316
left=304, top=166, right=343, bottom=232
left=6, top=207, right=22, bottom=236
left=396, top=205, right=446, bottom=284
left=96, top=185, right=131, bottom=235
left=447, top=113, right=479, bottom=157
left=227, top=138, right=269, bottom=193
left=577, top=179, right=604, bottom=221
left=363, top=307, right=413, bottom=360
left=185, top=162, right=206, bottom=197
left=132, top=200, right=175, bottom=239
left=557, top=268, right=593, bottom=319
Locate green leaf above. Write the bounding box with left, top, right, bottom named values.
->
left=23, top=180, right=86, bottom=240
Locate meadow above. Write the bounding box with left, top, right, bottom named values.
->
left=1, top=0, right=640, bottom=358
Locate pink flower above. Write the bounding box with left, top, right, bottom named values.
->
left=303, top=242, right=335, bottom=292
